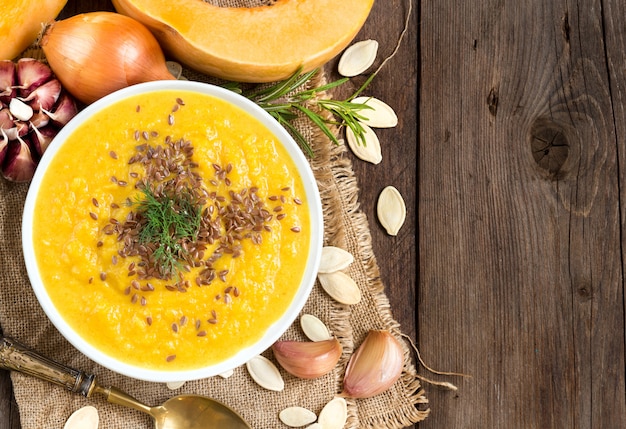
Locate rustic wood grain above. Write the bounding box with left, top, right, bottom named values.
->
left=0, top=0, right=418, bottom=428
left=419, top=0, right=625, bottom=427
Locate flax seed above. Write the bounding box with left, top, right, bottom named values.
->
left=89, top=212, right=98, bottom=220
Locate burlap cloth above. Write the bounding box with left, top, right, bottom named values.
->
left=0, top=2, right=428, bottom=427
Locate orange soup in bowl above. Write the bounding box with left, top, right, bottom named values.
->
left=24, top=82, right=320, bottom=379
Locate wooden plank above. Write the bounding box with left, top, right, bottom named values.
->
left=418, top=0, right=625, bottom=427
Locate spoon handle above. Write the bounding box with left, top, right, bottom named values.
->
left=0, top=336, right=96, bottom=397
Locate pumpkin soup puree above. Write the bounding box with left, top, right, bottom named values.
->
left=32, top=89, right=310, bottom=371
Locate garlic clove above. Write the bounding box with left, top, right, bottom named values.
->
left=0, top=60, right=16, bottom=101
left=29, top=126, right=56, bottom=158
left=16, top=58, right=53, bottom=97
left=318, top=246, right=354, bottom=274
left=9, top=98, right=34, bottom=122
left=377, top=186, right=407, bottom=236
left=341, top=330, right=404, bottom=398
left=351, top=96, right=398, bottom=128
left=41, top=92, right=78, bottom=127
left=346, top=123, right=382, bottom=164
left=19, top=78, right=62, bottom=111
left=338, top=39, right=379, bottom=77
left=29, top=111, right=51, bottom=129
left=0, top=131, right=8, bottom=166
left=63, top=405, right=99, bottom=429
left=317, top=397, right=348, bottom=429
left=2, top=136, right=36, bottom=182
left=0, top=108, right=13, bottom=129
left=300, top=314, right=332, bottom=342
left=246, top=355, right=284, bottom=391
left=317, top=271, right=362, bottom=305
left=272, top=338, right=342, bottom=379
left=279, top=406, right=317, bottom=427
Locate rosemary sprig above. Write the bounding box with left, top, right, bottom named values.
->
left=132, top=187, right=201, bottom=278
left=226, top=67, right=374, bottom=156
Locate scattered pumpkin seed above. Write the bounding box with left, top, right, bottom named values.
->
left=166, top=381, right=186, bottom=390
left=338, top=39, right=379, bottom=77
left=317, top=271, right=362, bottom=305
left=279, top=406, right=317, bottom=427
left=246, top=355, right=284, bottom=391
left=304, top=424, right=323, bottom=429
left=318, top=246, right=354, bottom=274
left=300, top=314, right=332, bottom=342
left=166, top=61, right=183, bottom=79
left=218, top=369, right=234, bottom=379
left=346, top=123, right=382, bottom=164
left=352, top=96, right=398, bottom=128
left=63, top=405, right=99, bottom=429
left=377, top=186, right=407, bottom=236
left=317, top=397, right=347, bottom=429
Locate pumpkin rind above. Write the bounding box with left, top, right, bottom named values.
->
left=112, top=0, right=375, bottom=82
left=0, top=0, right=67, bottom=60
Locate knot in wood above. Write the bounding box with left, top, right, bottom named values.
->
left=529, top=119, right=570, bottom=177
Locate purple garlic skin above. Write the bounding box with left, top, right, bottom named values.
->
left=0, top=58, right=78, bottom=182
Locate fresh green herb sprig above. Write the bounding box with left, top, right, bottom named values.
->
left=226, top=68, right=375, bottom=157
left=132, top=187, right=201, bottom=278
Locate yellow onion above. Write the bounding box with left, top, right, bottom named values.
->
left=272, top=338, right=342, bottom=379
left=40, top=12, right=175, bottom=104
left=341, top=330, right=404, bottom=398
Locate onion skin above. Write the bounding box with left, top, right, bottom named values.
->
left=272, top=338, right=342, bottom=379
left=341, top=330, right=405, bottom=398
left=40, top=12, right=175, bottom=104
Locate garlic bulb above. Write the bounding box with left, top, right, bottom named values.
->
left=272, top=338, right=342, bottom=379
left=0, top=58, right=77, bottom=182
left=341, top=330, right=404, bottom=398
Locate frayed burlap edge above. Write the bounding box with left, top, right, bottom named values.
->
left=305, top=72, right=429, bottom=428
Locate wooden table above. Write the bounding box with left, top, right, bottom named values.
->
left=8, top=0, right=625, bottom=428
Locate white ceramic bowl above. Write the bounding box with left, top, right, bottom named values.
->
left=22, top=80, right=323, bottom=382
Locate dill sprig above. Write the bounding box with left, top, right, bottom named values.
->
left=227, top=67, right=374, bottom=157
left=133, top=187, right=201, bottom=278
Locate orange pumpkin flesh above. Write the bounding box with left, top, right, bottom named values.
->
left=0, top=0, right=67, bottom=60
left=112, top=0, right=375, bottom=82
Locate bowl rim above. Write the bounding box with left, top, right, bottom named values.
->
left=22, top=80, right=323, bottom=382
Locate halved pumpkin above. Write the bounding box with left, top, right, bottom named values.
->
left=111, top=0, right=375, bottom=82
left=0, top=0, right=67, bottom=60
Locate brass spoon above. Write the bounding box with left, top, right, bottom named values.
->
left=0, top=336, right=251, bottom=429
